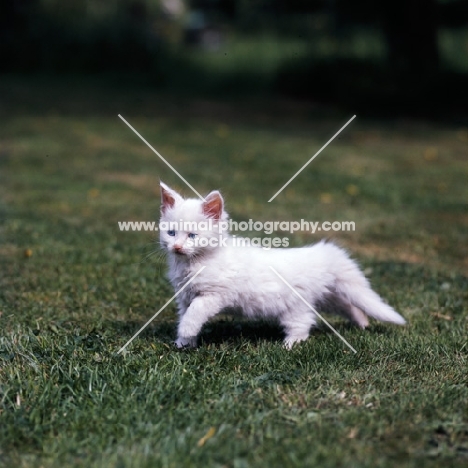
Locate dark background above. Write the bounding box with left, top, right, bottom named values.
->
left=1, top=0, right=468, bottom=120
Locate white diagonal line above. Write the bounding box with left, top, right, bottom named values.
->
left=118, top=114, right=206, bottom=201
left=268, top=115, right=356, bottom=202
left=269, top=266, right=357, bottom=353
left=117, top=266, right=206, bottom=354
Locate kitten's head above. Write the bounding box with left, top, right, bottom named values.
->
left=159, top=182, right=228, bottom=258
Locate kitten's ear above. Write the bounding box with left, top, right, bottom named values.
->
left=202, top=191, right=224, bottom=220
left=160, top=182, right=182, bottom=213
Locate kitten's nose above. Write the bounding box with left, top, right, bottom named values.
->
left=174, top=244, right=183, bottom=253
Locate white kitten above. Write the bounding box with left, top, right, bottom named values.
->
left=159, top=182, right=405, bottom=349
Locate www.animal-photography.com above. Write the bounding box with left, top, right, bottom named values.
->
left=1, top=2, right=467, bottom=467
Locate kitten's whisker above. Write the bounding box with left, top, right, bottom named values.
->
left=135, top=243, right=167, bottom=266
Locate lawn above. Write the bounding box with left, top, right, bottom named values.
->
left=0, top=76, right=467, bottom=467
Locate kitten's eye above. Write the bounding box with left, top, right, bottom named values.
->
left=167, top=230, right=176, bottom=236
left=188, top=233, right=197, bottom=239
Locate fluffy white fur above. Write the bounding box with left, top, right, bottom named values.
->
left=159, top=182, right=406, bottom=349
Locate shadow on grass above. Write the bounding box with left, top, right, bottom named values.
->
left=106, top=318, right=285, bottom=347
left=106, top=315, right=400, bottom=350
left=199, top=319, right=285, bottom=346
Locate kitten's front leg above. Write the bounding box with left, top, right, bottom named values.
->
left=175, top=295, right=222, bottom=349
left=173, top=305, right=194, bottom=348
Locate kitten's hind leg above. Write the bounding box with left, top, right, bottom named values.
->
left=175, top=295, right=222, bottom=348
left=327, top=295, right=369, bottom=329
left=280, top=308, right=317, bottom=349
left=347, top=304, right=369, bottom=329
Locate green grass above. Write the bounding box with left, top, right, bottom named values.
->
left=1, top=76, right=468, bottom=467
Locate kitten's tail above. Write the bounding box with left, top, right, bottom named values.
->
left=334, top=260, right=406, bottom=326
left=346, top=284, right=406, bottom=325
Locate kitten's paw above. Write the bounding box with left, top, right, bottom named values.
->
left=283, top=336, right=308, bottom=350
left=175, top=336, right=197, bottom=349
